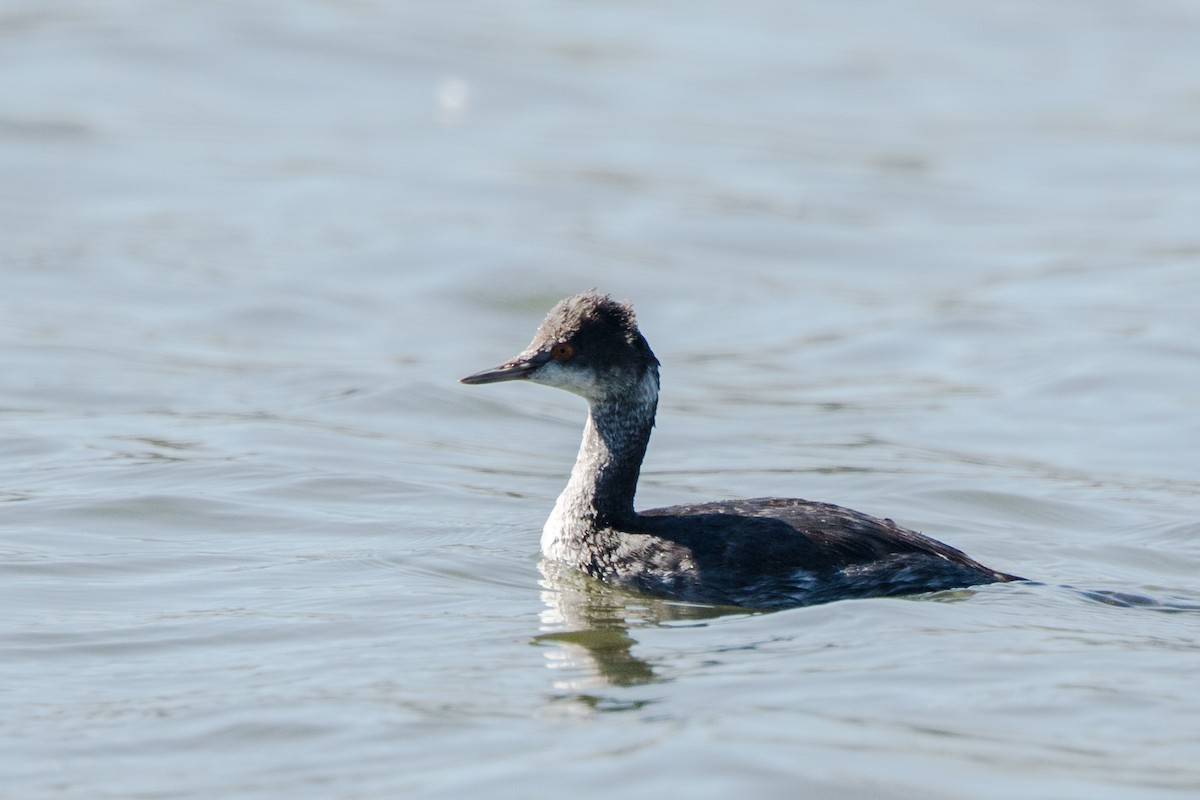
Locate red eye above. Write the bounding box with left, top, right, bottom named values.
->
left=550, top=342, right=574, bottom=361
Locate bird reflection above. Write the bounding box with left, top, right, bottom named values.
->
left=534, top=559, right=750, bottom=707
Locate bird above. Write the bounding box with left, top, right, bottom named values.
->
left=461, top=291, right=1020, bottom=609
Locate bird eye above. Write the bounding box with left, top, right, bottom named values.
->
left=550, top=342, right=574, bottom=362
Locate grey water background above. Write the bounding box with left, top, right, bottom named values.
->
left=2, top=1, right=1199, bottom=797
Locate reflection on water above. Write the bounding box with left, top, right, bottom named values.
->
left=535, top=560, right=751, bottom=700
left=536, top=562, right=1200, bottom=711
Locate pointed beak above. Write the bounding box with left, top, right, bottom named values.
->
left=459, top=351, right=550, bottom=385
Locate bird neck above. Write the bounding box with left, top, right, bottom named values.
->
left=556, top=367, right=659, bottom=529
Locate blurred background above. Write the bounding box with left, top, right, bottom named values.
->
left=2, top=2, right=1198, bottom=798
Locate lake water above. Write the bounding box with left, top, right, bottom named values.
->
left=2, top=1, right=1199, bottom=797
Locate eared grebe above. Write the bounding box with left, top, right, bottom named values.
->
left=461, top=291, right=1020, bottom=609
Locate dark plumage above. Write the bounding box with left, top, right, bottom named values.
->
left=462, top=291, right=1020, bottom=609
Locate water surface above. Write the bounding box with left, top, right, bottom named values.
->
left=2, top=2, right=1199, bottom=798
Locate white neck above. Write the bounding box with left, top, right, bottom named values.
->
left=541, top=367, right=659, bottom=563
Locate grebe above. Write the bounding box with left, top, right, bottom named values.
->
left=461, top=291, right=1019, bottom=609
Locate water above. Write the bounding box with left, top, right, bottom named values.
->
left=2, top=1, right=1199, bottom=797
